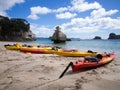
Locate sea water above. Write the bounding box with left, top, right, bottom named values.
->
left=29, top=38, right=120, bottom=54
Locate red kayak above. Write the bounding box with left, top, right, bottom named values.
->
left=20, top=47, right=52, bottom=54
left=72, top=52, right=115, bottom=72
left=59, top=52, right=115, bottom=78
left=20, top=48, right=45, bottom=54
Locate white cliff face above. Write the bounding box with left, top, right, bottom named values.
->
left=0, top=30, right=36, bottom=41
left=23, top=30, right=36, bottom=41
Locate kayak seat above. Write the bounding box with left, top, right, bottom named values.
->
left=52, top=46, right=61, bottom=51
left=84, top=54, right=102, bottom=62
left=87, top=50, right=97, bottom=54
left=85, top=57, right=100, bottom=62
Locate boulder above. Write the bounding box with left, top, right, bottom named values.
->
left=93, top=36, right=102, bottom=40
left=51, top=26, right=67, bottom=43
left=108, top=33, right=120, bottom=39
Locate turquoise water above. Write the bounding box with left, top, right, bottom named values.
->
left=29, top=38, right=120, bottom=54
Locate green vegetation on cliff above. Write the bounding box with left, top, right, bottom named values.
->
left=0, top=15, right=36, bottom=41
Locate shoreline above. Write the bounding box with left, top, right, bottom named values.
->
left=1, top=41, right=120, bottom=55
left=0, top=41, right=120, bottom=90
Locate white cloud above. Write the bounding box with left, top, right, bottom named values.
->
left=27, top=6, right=52, bottom=20
left=30, top=24, right=53, bottom=37
left=53, top=7, right=69, bottom=13
left=27, top=0, right=120, bottom=39
left=0, top=11, right=7, bottom=16
left=27, top=14, right=39, bottom=20
left=30, top=6, right=52, bottom=14
left=70, top=0, right=102, bottom=12
left=28, top=0, right=102, bottom=20
left=56, top=12, right=77, bottom=19
left=61, top=16, right=120, bottom=37
left=91, top=8, right=119, bottom=18
left=0, top=0, right=25, bottom=16
left=57, top=0, right=120, bottom=38
left=61, top=17, right=93, bottom=28
left=99, top=17, right=120, bottom=29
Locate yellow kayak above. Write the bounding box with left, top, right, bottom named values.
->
left=20, top=46, right=53, bottom=54
left=20, top=45, right=63, bottom=54
left=54, top=50, right=99, bottom=57
left=4, top=43, right=22, bottom=50
left=43, top=49, right=62, bottom=54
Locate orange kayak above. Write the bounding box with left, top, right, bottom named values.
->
left=72, top=52, right=115, bottom=72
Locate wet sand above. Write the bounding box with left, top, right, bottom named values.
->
left=0, top=41, right=120, bottom=90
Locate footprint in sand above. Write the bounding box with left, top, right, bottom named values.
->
left=74, top=77, right=90, bottom=90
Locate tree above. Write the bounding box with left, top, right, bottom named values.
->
left=0, top=15, right=30, bottom=37
left=0, top=15, right=35, bottom=41
left=10, top=18, right=30, bottom=32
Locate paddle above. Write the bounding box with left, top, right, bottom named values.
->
left=59, top=62, right=73, bottom=79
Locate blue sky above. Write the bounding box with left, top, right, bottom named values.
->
left=0, top=0, right=120, bottom=39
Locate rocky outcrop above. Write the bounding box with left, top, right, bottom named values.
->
left=51, top=26, right=67, bottom=43
left=93, top=36, right=102, bottom=40
left=108, top=33, right=120, bottom=39
left=0, top=15, right=36, bottom=41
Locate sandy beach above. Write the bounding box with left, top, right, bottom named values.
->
left=0, top=41, right=120, bottom=90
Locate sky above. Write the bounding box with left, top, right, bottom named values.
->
left=0, top=0, right=120, bottom=39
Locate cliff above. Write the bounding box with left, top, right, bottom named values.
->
left=0, top=15, right=36, bottom=41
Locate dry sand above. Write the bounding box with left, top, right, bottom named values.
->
left=0, top=41, right=120, bottom=90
